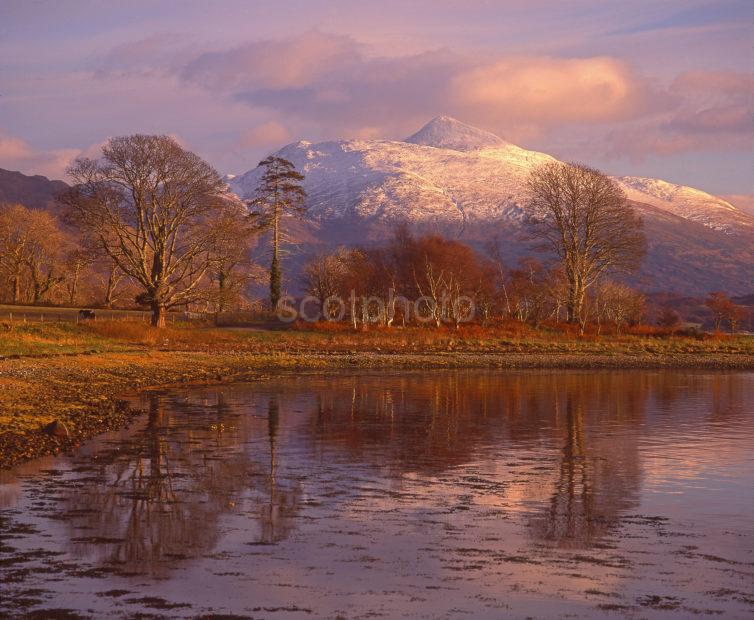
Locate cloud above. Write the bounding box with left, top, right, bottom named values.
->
left=238, top=121, right=290, bottom=148
left=88, top=31, right=751, bottom=165
left=171, top=32, right=659, bottom=142
left=672, top=70, right=754, bottom=95
left=0, top=131, right=80, bottom=179
left=610, top=0, right=751, bottom=35
left=603, top=70, right=754, bottom=160
left=0, top=133, right=32, bottom=160
left=451, top=56, right=651, bottom=124
left=95, top=33, right=196, bottom=78
left=182, top=31, right=361, bottom=91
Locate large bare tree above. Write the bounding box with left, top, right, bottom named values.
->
left=525, top=162, right=646, bottom=324
left=61, top=135, right=237, bottom=326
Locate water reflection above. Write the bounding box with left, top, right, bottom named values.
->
left=59, top=393, right=261, bottom=574
left=528, top=393, right=640, bottom=547
left=23, top=372, right=754, bottom=567
left=2, top=371, right=753, bottom=618
left=302, top=372, right=649, bottom=546
left=255, top=396, right=301, bottom=544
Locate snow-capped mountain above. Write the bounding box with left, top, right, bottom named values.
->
left=230, top=116, right=754, bottom=295
left=230, top=116, right=558, bottom=228
left=617, top=176, right=749, bottom=234
left=404, top=115, right=509, bottom=151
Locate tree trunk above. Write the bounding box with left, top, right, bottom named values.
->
left=566, top=277, right=585, bottom=324
left=68, top=271, right=80, bottom=306
left=217, top=272, right=227, bottom=314
left=351, top=294, right=358, bottom=330
left=269, top=209, right=281, bottom=309
left=104, top=275, right=115, bottom=308
left=151, top=302, right=166, bottom=328
left=12, top=273, right=20, bottom=304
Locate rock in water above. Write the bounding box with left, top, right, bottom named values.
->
left=42, top=420, right=70, bottom=438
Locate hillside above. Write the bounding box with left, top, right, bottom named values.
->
left=230, top=117, right=754, bottom=296
left=0, top=168, right=68, bottom=211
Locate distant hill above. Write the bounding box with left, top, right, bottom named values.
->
left=0, top=168, right=68, bottom=211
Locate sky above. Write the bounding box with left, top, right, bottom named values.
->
left=1, top=0, right=752, bottom=199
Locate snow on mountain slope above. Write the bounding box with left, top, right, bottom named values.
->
left=230, top=116, right=753, bottom=237
left=230, top=124, right=557, bottom=230
left=229, top=117, right=753, bottom=295
left=618, top=177, right=748, bottom=233
left=404, top=115, right=509, bottom=151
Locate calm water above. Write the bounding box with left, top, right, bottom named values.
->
left=1, top=370, right=753, bottom=619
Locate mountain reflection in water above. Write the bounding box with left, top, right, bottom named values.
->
left=1, top=370, right=753, bottom=619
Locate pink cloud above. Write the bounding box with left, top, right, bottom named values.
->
left=85, top=31, right=751, bottom=167
left=0, top=133, right=32, bottom=160
left=238, top=121, right=290, bottom=148
left=672, top=70, right=754, bottom=96
left=95, top=33, right=193, bottom=78
left=182, top=31, right=361, bottom=91
left=173, top=32, right=660, bottom=143
left=603, top=70, right=754, bottom=161
left=0, top=130, right=80, bottom=179
left=452, top=56, right=650, bottom=124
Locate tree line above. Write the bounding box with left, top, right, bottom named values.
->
left=0, top=134, right=749, bottom=332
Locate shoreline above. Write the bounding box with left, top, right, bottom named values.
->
left=2, top=349, right=753, bottom=470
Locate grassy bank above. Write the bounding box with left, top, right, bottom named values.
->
left=1, top=320, right=753, bottom=469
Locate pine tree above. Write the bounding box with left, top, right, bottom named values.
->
left=249, top=156, right=306, bottom=309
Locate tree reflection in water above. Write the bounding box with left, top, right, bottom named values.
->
left=301, top=372, right=653, bottom=546
left=51, top=371, right=748, bottom=575
left=62, top=392, right=265, bottom=574
left=526, top=391, right=641, bottom=547
left=254, top=396, right=302, bottom=544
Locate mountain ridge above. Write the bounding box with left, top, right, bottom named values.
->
left=230, top=116, right=754, bottom=295
left=1, top=118, right=751, bottom=296
left=0, top=168, right=68, bottom=211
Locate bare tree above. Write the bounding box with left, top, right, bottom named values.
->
left=706, top=292, right=749, bottom=334
left=705, top=291, right=732, bottom=332
left=656, top=307, right=682, bottom=331
left=525, top=162, right=646, bottom=326
left=0, top=204, right=33, bottom=303
left=414, top=259, right=446, bottom=327
left=726, top=304, right=748, bottom=334
left=63, top=246, right=94, bottom=306
left=207, top=202, right=259, bottom=316
left=594, top=280, right=645, bottom=335
left=61, top=135, right=237, bottom=326
left=0, top=203, right=64, bottom=304
left=97, top=257, right=128, bottom=308
left=303, top=249, right=349, bottom=315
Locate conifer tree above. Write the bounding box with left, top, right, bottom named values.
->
left=249, top=156, right=306, bottom=309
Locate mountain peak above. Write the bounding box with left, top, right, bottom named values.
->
left=404, top=116, right=508, bottom=151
